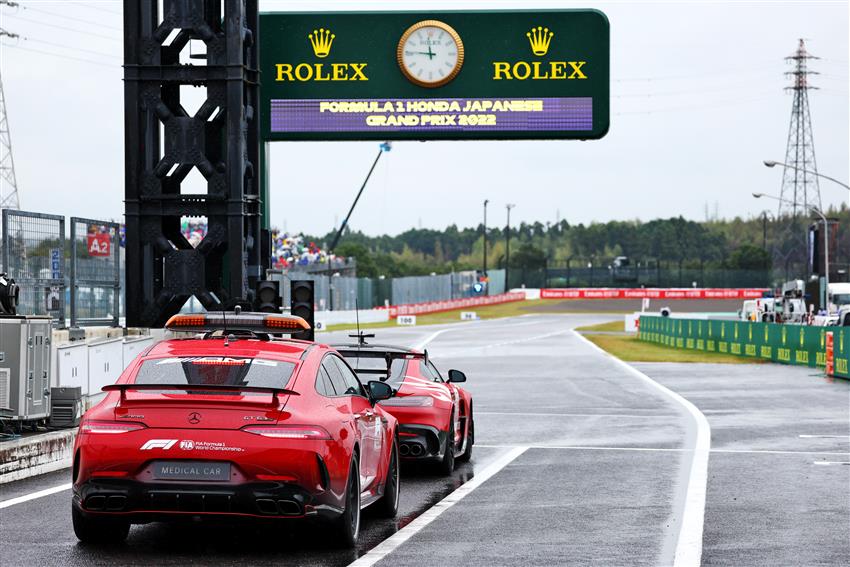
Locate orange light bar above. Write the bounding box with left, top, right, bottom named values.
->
left=164, top=312, right=311, bottom=334
left=265, top=315, right=310, bottom=330
left=166, top=314, right=206, bottom=327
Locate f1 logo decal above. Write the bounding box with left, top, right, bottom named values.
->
left=140, top=439, right=177, bottom=450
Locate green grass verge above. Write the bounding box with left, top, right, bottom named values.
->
left=574, top=320, right=624, bottom=333
left=324, top=299, right=541, bottom=332
left=582, top=333, right=766, bottom=364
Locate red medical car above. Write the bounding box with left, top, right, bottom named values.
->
left=71, top=312, right=399, bottom=547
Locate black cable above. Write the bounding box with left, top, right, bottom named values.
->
left=22, top=5, right=122, bottom=31
left=25, top=36, right=120, bottom=59
left=68, top=1, right=122, bottom=16
left=2, top=42, right=117, bottom=67
left=3, top=13, right=120, bottom=41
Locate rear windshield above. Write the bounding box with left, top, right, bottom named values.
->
left=343, top=355, right=407, bottom=386
left=134, top=357, right=297, bottom=390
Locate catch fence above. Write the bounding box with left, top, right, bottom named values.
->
left=70, top=217, right=120, bottom=327
left=1, top=209, right=66, bottom=326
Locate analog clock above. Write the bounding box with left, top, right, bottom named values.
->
left=397, top=20, right=464, bottom=88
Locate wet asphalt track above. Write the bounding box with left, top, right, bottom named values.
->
left=1, top=314, right=848, bottom=566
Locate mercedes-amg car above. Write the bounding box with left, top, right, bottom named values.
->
left=71, top=312, right=399, bottom=547
left=334, top=336, right=473, bottom=475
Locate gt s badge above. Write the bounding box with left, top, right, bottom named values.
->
left=140, top=439, right=177, bottom=450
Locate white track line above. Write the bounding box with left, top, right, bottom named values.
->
left=477, top=444, right=849, bottom=457
left=813, top=461, right=850, bottom=466
left=573, top=331, right=710, bottom=567
left=0, top=483, right=72, bottom=509
left=411, top=328, right=453, bottom=351
left=477, top=411, right=677, bottom=419
left=347, top=446, right=528, bottom=567
left=799, top=435, right=850, bottom=440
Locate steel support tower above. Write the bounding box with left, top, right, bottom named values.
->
left=0, top=67, right=20, bottom=211
left=123, top=0, right=263, bottom=327
left=777, top=39, right=821, bottom=217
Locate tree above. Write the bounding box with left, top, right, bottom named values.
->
left=726, top=245, right=770, bottom=271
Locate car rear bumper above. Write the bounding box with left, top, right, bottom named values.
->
left=397, top=424, right=447, bottom=460
left=73, top=477, right=343, bottom=523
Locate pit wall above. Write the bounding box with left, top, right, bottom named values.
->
left=638, top=315, right=850, bottom=379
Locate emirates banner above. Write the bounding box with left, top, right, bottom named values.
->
left=540, top=288, right=768, bottom=300
left=387, top=292, right=525, bottom=318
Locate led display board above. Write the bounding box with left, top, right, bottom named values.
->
left=259, top=10, right=609, bottom=141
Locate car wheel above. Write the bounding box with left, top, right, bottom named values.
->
left=72, top=504, right=130, bottom=544
left=333, top=457, right=361, bottom=547
left=457, top=407, right=474, bottom=463
left=437, top=417, right=456, bottom=475
left=375, top=439, right=400, bottom=518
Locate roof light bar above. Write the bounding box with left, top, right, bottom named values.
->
left=165, top=312, right=311, bottom=334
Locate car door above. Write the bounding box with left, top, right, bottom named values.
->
left=322, top=356, right=378, bottom=492
left=425, top=360, right=461, bottom=448
left=332, top=356, right=383, bottom=489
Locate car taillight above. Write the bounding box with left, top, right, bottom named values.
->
left=81, top=421, right=146, bottom=434
left=242, top=425, right=331, bottom=440
left=379, top=395, right=434, bottom=407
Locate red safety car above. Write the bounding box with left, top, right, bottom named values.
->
left=71, top=312, right=399, bottom=547
left=334, top=335, right=473, bottom=475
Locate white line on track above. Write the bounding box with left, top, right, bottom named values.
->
left=813, top=461, right=850, bottom=466
left=347, top=446, right=528, bottom=567
left=799, top=434, right=850, bottom=440
left=0, top=483, right=72, bottom=509
left=476, top=444, right=850, bottom=457
left=477, top=411, right=677, bottom=419
left=411, top=328, right=454, bottom=351
left=572, top=330, right=710, bottom=567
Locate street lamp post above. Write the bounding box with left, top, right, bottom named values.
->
left=763, top=160, right=850, bottom=191
left=505, top=204, right=515, bottom=290
left=483, top=199, right=489, bottom=277
left=753, top=192, right=830, bottom=310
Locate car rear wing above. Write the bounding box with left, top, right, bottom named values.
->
left=334, top=347, right=429, bottom=380
left=102, top=383, right=299, bottom=406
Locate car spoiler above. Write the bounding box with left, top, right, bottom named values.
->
left=102, top=383, right=299, bottom=406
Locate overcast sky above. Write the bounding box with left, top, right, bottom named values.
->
left=0, top=0, right=847, bottom=237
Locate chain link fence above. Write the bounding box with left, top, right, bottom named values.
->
left=70, top=217, right=120, bottom=327
left=1, top=209, right=66, bottom=327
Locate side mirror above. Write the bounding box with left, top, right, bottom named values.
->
left=448, top=369, right=467, bottom=383
left=367, top=380, right=393, bottom=401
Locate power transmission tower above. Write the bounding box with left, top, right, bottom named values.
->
left=773, top=39, right=821, bottom=280
left=0, top=27, right=20, bottom=211
left=777, top=39, right=821, bottom=218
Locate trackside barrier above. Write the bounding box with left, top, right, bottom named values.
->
left=386, top=292, right=525, bottom=318
left=638, top=316, right=850, bottom=379
left=541, top=288, right=769, bottom=300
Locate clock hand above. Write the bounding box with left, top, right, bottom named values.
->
left=427, top=45, right=435, bottom=60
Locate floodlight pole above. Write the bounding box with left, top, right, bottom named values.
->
left=483, top=199, right=489, bottom=277
left=505, top=204, right=515, bottom=290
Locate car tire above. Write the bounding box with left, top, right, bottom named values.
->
left=333, top=457, right=361, bottom=548
left=375, top=438, right=399, bottom=518
left=72, top=504, right=130, bottom=544
left=457, top=406, right=474, bottom=463
left=437, top=417, right=456, bottom=475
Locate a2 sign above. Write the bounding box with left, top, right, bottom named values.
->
left=87, top=234, right=111, bottom=257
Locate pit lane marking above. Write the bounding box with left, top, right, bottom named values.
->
left=0, top=483, right=72, bottom=509
left=347, top=446, right=528, bottom=567
left=573, top=330, right=710, bottom=567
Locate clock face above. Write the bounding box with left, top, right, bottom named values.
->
left=397, top=20, right=464, bottom=88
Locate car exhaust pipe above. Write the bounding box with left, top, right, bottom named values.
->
left=399, top=443, right=410, bottom=456
left=409, top=444, right=424, bottom=457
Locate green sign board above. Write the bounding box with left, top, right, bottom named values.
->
left=259, top=10, right=609, bottom=141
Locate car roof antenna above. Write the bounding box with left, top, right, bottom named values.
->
left=348, top=299, right=375, bottom=347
